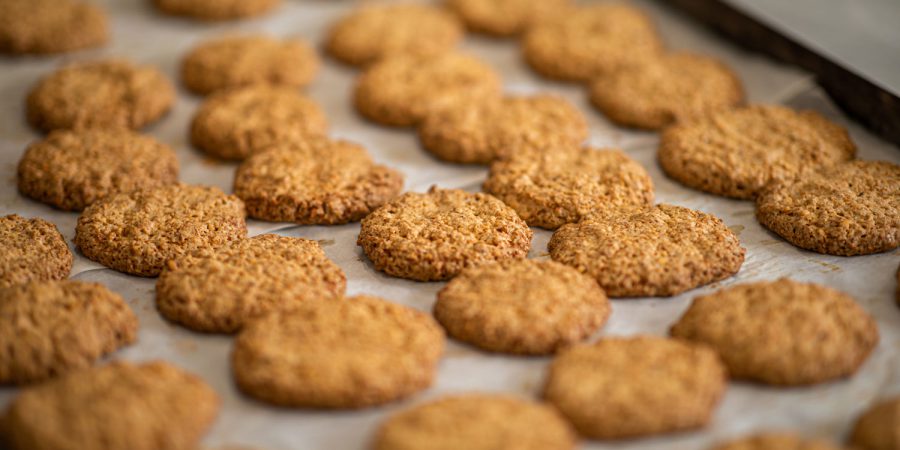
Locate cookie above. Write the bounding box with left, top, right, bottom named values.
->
left=190, top=85, right=328, bottom=160
left=711, top=434, right=846, bottom=450
left=75, top=184, right=247, bottom=277
left=590, top=52, right=745, bottom=130
left=446, top=0, right=573, bottom=37
left=0, top=361, right=219, bottom=450
left=354, top=52, right=502, bottom=127
left=755, top=160, right=900, bottom=256
left=0, top=0, right=108, bottom=55
left=0, top=280, right=137, bottom=384
left=522, top=4, right=663, bottom=82
left=372, top=394, right=578, bottom=450
left=326, top=3, right=462, bottom=67
left=434, top=259, right=610, bottom=355
left=0, top=214, right=72, bottom=289
left=27, top=59, right=175, bottom=132
left=233, top=138, right=404, bottom=224
left=484, top=146, right=654, bottom=229
left=231, top=295, right=445, bottom=408
left=418, top=95, right=588, bottom=164
left=659, top=105, right=857, bottom=199
left=549, top=204, right=744, bottom=297
left=156, top=234, right=347, bottom=334
left=17, top=129, right=180, bottom=211
left=152, top=0, right=279, bottom=21
left=850, top=396, right=900, bottom=450
left=543, top=336, right=726, bottom=439
left=671, top=279, right=878, bottom=386
left=357, top=187, right=532, bottom=281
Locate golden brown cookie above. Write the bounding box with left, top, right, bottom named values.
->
left=418, top=95, right=588, bottom=164
left=484, top=146, right=654, bottom=229
left=0, top=0, right=108, bottom=55
left=152, top=0, right=280, bottom=21
left=27, top=59, right=175, bottom=132
left=156, top=234, right=347, bottom=334
left=190, top=85, right=328, bottom=160
left=354, top=53, right=502, bottom=127
left=659, top=105, right=857, bottom=199
left=543, top=336, right=726, bottom=439
left=231, top=295, right=445, bottom=408
left=446, top=0, right=573, bottom=37
left=75, top=184, right=247, bottom=277
left=17, top=129, right=179, bottom=211
left=358, top=187, right=532, bottom=281
left=0, top=280, right=137, bottom=384
left=755, top=160, right=900, bottom=256
left=671, top=279, right=878, bottom=386
left=0, top=361, right=219, bottom=450
left=372, top=394, right=578, bottom=450
left=850, top=396, right=900, bottom=450
left=0, top=214, right=72, bottom=289
left=233, top=138, right=404, bottom=225
left=711, top=433, right=846, bottom=450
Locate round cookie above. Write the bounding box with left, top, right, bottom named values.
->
left=152, top=0, right=280, bottom=21
left=543, top=336, right=726, bottom=439
left=755, top=160, right=900, bottom=256
left=0, top=0, right=108, bottom=55
left=231, top=295, right=445, bottom=408
left=484, top=146, right=654, bottom=229
left=17, top=129, right=180, bottom=211
left=190, top=85, right=328, bottom=160
left=233, top=138, right=404, bottom=224
left=74, top=184, right=247, bottom=277
left=659, top=104, right=857, bottom=199
left=0, top=280, right=137, bottom=384
left=670, top=279, right=878, bottom=386
left=0, top=361, right=219, bottom=450
left=590, top=52, right=745, bottom=130
left=27, top=59, right=175, bottom=132
left=354, top=52, right=502, bottom=127
left=446, top=0, right=573, bottom=37
left=357, top=187, right=533, bottom=281
left=434, top=259, right=610, bottom=355
left=418, top=95, right=588, bottom=164
left=326, top=3, right=462, bottom=67
left=0, top=214, right=72, bottom=289
left=711, top=434, right=846, bottom=450
left=850, top=396, right=900, bottom=450
left=548, top=204, right=745, bottom=297
left=156, top=234, right=347, bottom=334
left=372, top=394, right=578, bottom=450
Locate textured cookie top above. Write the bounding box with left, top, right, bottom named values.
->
left=358, top=187, right=532, bottom=281
left=418, top=95, right=588, bottom=164
left=232, top=295, right=445, bottom=408
left=17, top=129, right=180, bottom=211
left=372, top=394, right=578, bottom=450
left=0, top=0, right=108, bottom=54
left=756, top=160, right=900, bottom=256
left=711, top=434, right=846, bottom=450
left=326, top=3, right=462, bottom=66
left=671, top=279, right=878, bottom=386
left=446, top=0, right=573, bottom=37
left=543, top=336, right=726, bottom=439
left=851, top=396, right=900, bottom=450
left=0, top=214, right=72, bottom=289
left=0, top=361, right=220, bottom=450
left=27, top=59, right=175, bottom=132
left=75, top=184, right=247, bottom=277
left=153, top=0, right=280, bottom=20
left=659, top=104, right=857, bottom=199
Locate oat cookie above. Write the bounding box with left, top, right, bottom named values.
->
left=0, top=215, right=72, bottom=289
left=0, top=280, right=137, bottom=384
left=484, top=146, right=654, bottom=229
left=756, top=160, right=899, bottom=256
left=354, top=53, right=502, bottom=127
left=75, top=184, right=247, bottom=277
left=543, top=336, right=726, bottom=439
left=434, top=259, right=609, bottom=355
left=27, top=59, right=175, bottom=132
left=232, top=295, right=445, bottom=408
left=234, top=138, right=404, bottom=224
left=0, top=0, right=108, bottom=55
left=373, top=394, right=578, bottom=450
left=711, top=433, right=846, bottom=450
left=850, top=396, right=900, bottom=450
left=191, top=85, right=328, bottom=160
left=0, top=361, right=219, bottom=450
left=153, top=0, right=280, bottom=21
left=446, top=0, right=573, bottom=37
left=156, top=234, right=346, bottom=333
left=659, top=105, right=857, bottom=199
left=358, top=187, right=532, bottom=281
left=18, top=129, right=179, bottom=211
